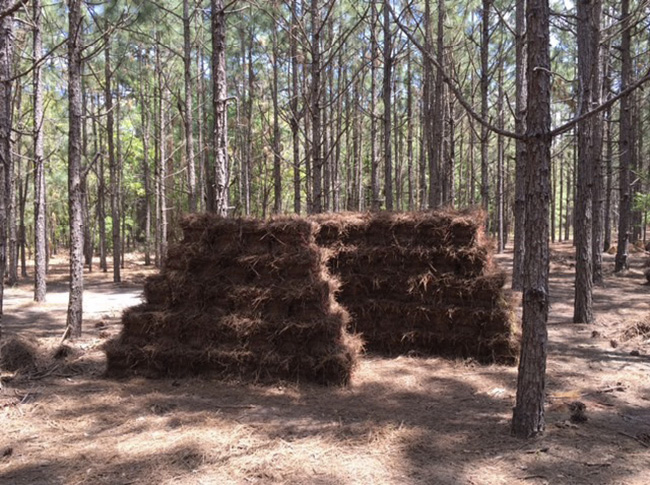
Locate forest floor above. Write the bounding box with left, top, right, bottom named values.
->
left=0, top=244, right=649, bottom=485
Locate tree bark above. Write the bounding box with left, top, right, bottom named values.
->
left=615, top=0, right=632, bottom=272
left=512, top=0, right=526, bottom=290
left=573, top=0, right=601, bottom=323
left=183, top=0, right=197, bottom=212
left=497, top=61, right=505, bottom=253
left=290, top=0, right=301, bottom=214
left=512, top=0, right=551, bottom=439
left=480, top=0, right=491, bottom=215
left=0, top=0, right=13, bottom=333
left=406, top=42, right=414, bottom=211
left=66, top=0, right=84, bottom=338
left=370, top=1, right=380, bottom=210
left=592, top=41, right=606, bottom=285
left=105, top=34, right=120, bottom=283
left=603, top=91, right=612, bottom=251
left=95, top=93, right=107, bottom=272
left=382, top=0, right=393, bottom=210
left=272, top=18, right=282, bottom=214
left=155, top=40, right=167, bottom=267
left=309, top=0, right=322, bottom=213
left=33, top=0, right=46, bottom=301
left=212, top=0, right=229, bottom=216
left=138, top=51, right=152, bottom=266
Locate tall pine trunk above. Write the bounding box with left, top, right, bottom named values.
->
left=615, top=0, right=632, bottom=272
left=212, top=0, right=229, bottom=216
left=290, top=0, right=301, bottom=214
left=573, top=0, right=601, bottom=323
left=33, top=0, right=47, bottom=301
left=512, top=0, right=526, bottom=290
left=105, top=33, right=120, bottom=283
left=183, top=0, right=197, bottom=212
left=66, top=0, right=84, bottom=338
left=382, top=0, right=393, bottom=210
left=480, top=0, right=490, bottom=215
left=0, top=0, right=13, bottom=331
left=512, top=0, right=551, bottom=439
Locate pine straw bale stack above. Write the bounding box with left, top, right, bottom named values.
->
left=105, top=214, right=361, bottom=385
left=311, top=209, right=518, bottom=364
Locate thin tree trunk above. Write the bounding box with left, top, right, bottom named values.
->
left=0, top=0, right=13, bottom=330
left=370, top=1, right=380, bottom=210
left=198, top=40, right=211, bottom=212
left=429, top=0, right=445, bottom=209
left=497, top=62, right=504, bottom=252
left=6, top=83, right=17, bottom=286
left=272, top=21, right=282, bottom=214
left=310, top=0, right=322, bottom=213
left=382, top=0, right=393, bottom=210
left=406, top=43, right=414, bottom=211
left=615, top=0, right=632, bottom=272
left=105, top=33, right=120, bottom=283
left=183, top=0, right=197, bottom=212
left=95, top=93, right=107, bottom=272
left=32, top=0, right=47, bottom=296
left=66, top=0, right=84, bottom=338
left=290, top=0, right=301, bottom=214
left=592, top=45, right=606, bottom=284
left=138, top=51, right=152, bottom=266
left=212, top=0, right=229, bottom=216
left=603, top=95, right=612, bottom=250
left=512, top=0, right=526, bottom=289
left=81, top=78, right=92, bottom=273
left=18, top=157, right=27, bottom=278
left=573, top=0, right=601, bottom=323
left=559, top=154, right=564, bottom=241
left=480, top=0, right=490, bottom=215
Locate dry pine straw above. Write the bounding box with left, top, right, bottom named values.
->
left=108, top=211, right=516, bottom=382
left=1, top=244, right=649, bottom=484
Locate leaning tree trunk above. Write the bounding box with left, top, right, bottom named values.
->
left=212, top=0, right=229, bottom=217
left=512, top=0, right=551, bottom=439
left=66, top=0, right=84, bottom=338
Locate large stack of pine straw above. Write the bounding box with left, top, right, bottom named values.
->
left=312, top=210, right=518, bottom=363
left=104, top=214, right=361, bottom=385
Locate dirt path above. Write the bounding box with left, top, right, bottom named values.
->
left=0, top=246, right=648, bottom=485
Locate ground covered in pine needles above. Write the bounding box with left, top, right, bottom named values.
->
left=0, top=245, right=649, bottom=484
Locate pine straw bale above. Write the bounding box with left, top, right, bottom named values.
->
left=313, top=209, right=517, bottom=364
left=0, top=336, right=43, bottom=373
left=312, top=208, right=488, bottom=249
left=106, top=214, right=360, bottom=385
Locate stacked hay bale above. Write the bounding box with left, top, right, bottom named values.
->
left=312, top=210, right=518, bottom=364
left=105, top=214, right=361, bottom=385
